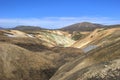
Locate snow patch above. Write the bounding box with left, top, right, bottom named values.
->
left=27, top=34, right=34, bottom=38
left=4, top=33, right=16, bottom=37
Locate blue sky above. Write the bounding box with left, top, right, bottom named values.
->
left=0, top=0, right=120, bottom=29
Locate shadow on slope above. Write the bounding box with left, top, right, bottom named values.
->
left=0, top=36, right=50, bottom=52
left=0, top=42, right=55, bottom=80
left=47, top=47, right=83, bottom=68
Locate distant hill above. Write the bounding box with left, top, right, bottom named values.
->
left=61, top=22, right=104, bottom=32
left=12, top=26, right=45, bottom=31
left=0, top=27, right=4, bottom=29
left=105, top=24, right=120, bottom=28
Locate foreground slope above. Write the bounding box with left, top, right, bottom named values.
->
left=47, top=47, right=83, bottom=68
left=0, top=30, right=83, bottom=80
left=0, top=42, right=55, bottom=80
left=50, top=29, right=120, bottom=80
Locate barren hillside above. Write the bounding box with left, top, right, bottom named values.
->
left=0, top=42, right=55, bottom=80
left=71, top=28, right=120, bottom=49
left=50, top=33, right=120, bottom=80
left=0, top=30, right=74, bottom=51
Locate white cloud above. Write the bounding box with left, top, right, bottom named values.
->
left=0, top=17, right=120, bottom=29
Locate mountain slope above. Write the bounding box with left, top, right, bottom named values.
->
left=71, top=28, right=120, bottom=49
left=0, top=42, right=55, bottom=80
left=50, top=36, right=120, bottom=80
left=0, top=30, right=74, bottom=51
left=61, top=22, right=104, bottom=32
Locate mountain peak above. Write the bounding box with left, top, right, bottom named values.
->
left=61, top=22, right=104, bottom=31
left=79, top=22, right=92, bottom=24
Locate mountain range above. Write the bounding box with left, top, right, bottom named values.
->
left=1, top=22, right=120, bottom=31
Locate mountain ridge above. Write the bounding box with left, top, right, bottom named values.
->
left=12, top=25, right=46, bottom=31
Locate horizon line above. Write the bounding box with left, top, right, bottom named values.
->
left=0, top=17, right=120, bottom=29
